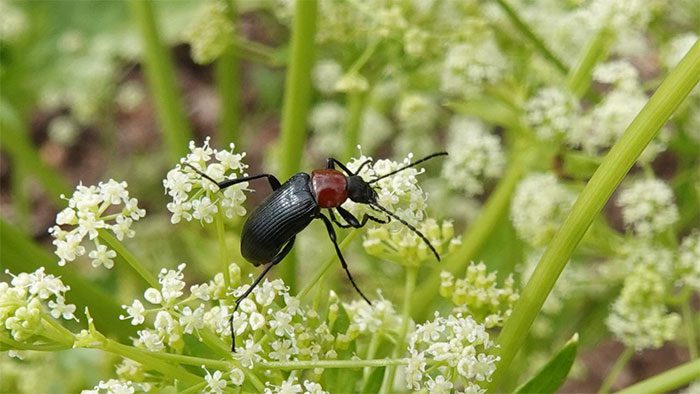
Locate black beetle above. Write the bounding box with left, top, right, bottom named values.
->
left=186, top=151, right=447, bottom=351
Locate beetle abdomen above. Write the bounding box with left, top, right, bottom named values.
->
left=241, top=173, right=318, bottom=266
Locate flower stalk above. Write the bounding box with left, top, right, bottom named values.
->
left=98, top=229, right=159, bottom=289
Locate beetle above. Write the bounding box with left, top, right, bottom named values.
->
left=186, top=151, right=447, bottom=351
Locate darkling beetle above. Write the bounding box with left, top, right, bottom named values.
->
left=186, top=151, right=447, bottom=351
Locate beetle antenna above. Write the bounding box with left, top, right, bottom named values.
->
left=184, top=162, right=220, bottom=188
left=368, top=152, right=447, bottom=185
left=371, top=203, right=441, bottom=262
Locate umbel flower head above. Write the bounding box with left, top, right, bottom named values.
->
left=441, top=116, right=505, bottom=197
left=617, top=178, right=679, bottom=237
left=49, top=179, right=145, bottom=268
left=1, top=267, right=76, bottom=342
left=510, top=173, right=576, bottom=247
left=164, top=137, right=250, bottom=224
left=183, top=0, right=234, bottom=64
left=406, top=312, right=498, bottom=392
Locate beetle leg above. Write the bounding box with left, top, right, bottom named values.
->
left=337, top=206, right=388, bottom=227
left=317, top=213, right=372, bottom=305
left=326, top=157, right=373, bottom=176
left=230, top=236, right=295, bottom=352
left=217, top=173, right=281, bottom=191
left=185, top=163, right=282, bottom=191
left=327, top=208, right=354, bottom=228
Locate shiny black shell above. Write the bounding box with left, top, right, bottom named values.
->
left=241, top=173, right=319, bottom=266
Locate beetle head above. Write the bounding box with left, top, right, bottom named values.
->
left=346, top=175, right=377, bottom=204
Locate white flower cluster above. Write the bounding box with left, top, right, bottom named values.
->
left=524, top=87, right=580, bottom=141
left=617, top=178, right=679, bottom=237
left=678, top=231, right=700, bottom=291
left=568, top=60, right=668, bottom=163
left=406, top=313, right=498, bottom=392
left=81, top=379, right=150, bottom=394
left=183, top=0, right=234, bottom=64
left=439, top=263, right=519, bottom=328
left=343, top=295, right=402, bottom=336
left=441, top=38, right=508, bottom=97
left=164, top=137, right=250, bottom=224
left=1, top=268, right=76, bottom=342
left=312, top=60, right=343, bottom=95
left=263, top=375, right=329, bottom=394
left=395, top=93, right=438, bottom=134
left=441, top=117, right=505, bottom=197
left=49, top=179, right=145, bottom=268
left=583, top=0, right=651, bottom=33
left=662, top=33, right=699, bottom=70
left=344, top=152, right=428, bottom=228
left=510, top=173, right=576, bottom=246
left=0, top=0, right=28, bottom=42
left=363, top=218, right=460, bottom=266
left=606, top=265, right=681, bottom=350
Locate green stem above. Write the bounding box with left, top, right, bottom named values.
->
left=298, top=230, right=358, bottom=299
left=413, top=148, right=532, bottom=317
left=277, top=0, right=318, bottom=291
left=102, top=339, right=201, bottom=385
left=98, top=229, right=159, bottom=289
left=129, top=0, right=192, bottom=161
left=259, top=358, right=407, bottom=370
left=343, top=91, right=367, bottom=160
left=215, top=202, right=231, bottom=288
left=616, top=359, right=700, bottom=394
left=0, top=334, right=71, bottom=351
left=494, top=0, right=568, bottom=74
left=490, top=40, right=700, bottom=389
left=233, top=37, right=284, bottom=66
left=566, top=27, right=612, bottom=97
left=682, top=300, right=698, bottom=359
left=379, top=266, right=417, bottom=394
left=215, top=48, right=240, bottom=144
left=597, top=347, right=634, bottom=394
left=180, top=382, right=207, bottom=394
left=363, top=331, right=381, bottom=383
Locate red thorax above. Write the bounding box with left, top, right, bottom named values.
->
left=311, top=169, right=348, bottom=208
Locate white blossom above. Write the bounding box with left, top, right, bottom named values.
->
left=618, top=178, right=679, bottom=237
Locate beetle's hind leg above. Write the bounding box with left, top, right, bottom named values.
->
left=317, top=213, right=372, bottom=305
left=229, top=236, right=295, bottom=352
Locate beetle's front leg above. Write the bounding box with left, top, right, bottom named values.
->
left=337, top=206, right=389, bottom=227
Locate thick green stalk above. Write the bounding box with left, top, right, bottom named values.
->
left=98, top=229, right=159, bottom=289
left=597, top=347, right=634, bottom=394
left=490, top=40, right=700, bottom=389
left=567, top=27, right=612, bottom=97
left=494, top=0, right=568, bottom=74
left=413, top=149, right=532, bottom=316
left=259, top=358, right=407, bottom=370
left=129, top=0, right=192, bottom=161
left=380, top=266, right=417, bottom=394
left=102, top=339, right=201, bottom=385
left=616, top=359, right=700, bottom=394
left=216, top=48, right=240, bottom=144
left=276, top=0, right=318, bottom=291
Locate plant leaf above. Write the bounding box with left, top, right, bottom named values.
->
left=515, top=333, right=579, bottom=394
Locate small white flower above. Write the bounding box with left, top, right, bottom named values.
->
left=202, top=367, right=227, bottom=394
left=88, top=244, right=117, bottom=269
left=269, top=310, right=294, bottom=337
left=235, top=339, right=262, bottom=368
left=47, top=296, right=77, bottom=320
left=229, top=367, right=245, bottom=386
left=179, top=305, right=205, bottom=334
left=120, top=299, right=146, bottom=325
left=143, top=288, right=162, bottom=304
left=524, top=87, right=580, bottom=140
left=269, top=339, right=295, bottom=361
left=249, top=312, right=266, bottom=331
left=136, top=329, right=165, bottom=352
left=425, top=375, right=453, bottom=394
